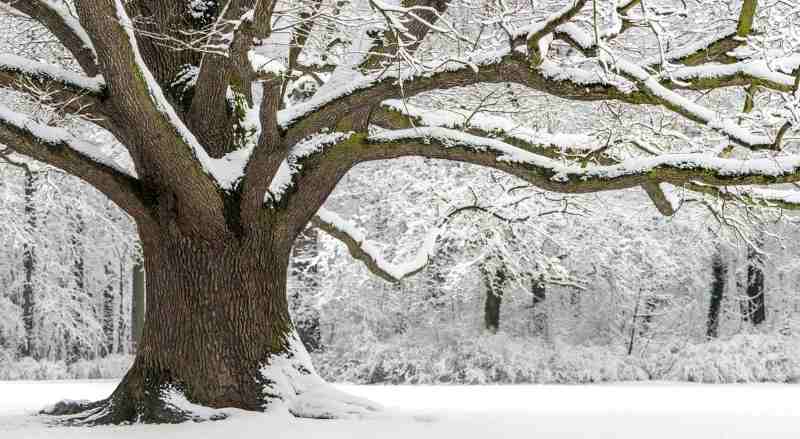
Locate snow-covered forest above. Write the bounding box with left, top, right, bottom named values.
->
left=1, top=0, right=800, bottom=433
left=3, top=150, right=800, bottom=383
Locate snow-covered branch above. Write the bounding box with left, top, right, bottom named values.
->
left=366, top=126, right=800, bottom=202
left=311, top=207, right=437, bottom=283
left=612, top=57, right=773, bottom=149
left=0, top=54, right=103, bottom=93
left=664, top=57, right=800, bottom=94
left=1, top=0, right=98, bottom=75
left=545, top=22, right=777, bottom=150
left=264, top=131, right=353, bottom=205
left=0, top=104, right=148, bottom=218
left=516, top=0, right=588, bottom=65
left=68, top=0, right=235, bottom=236
left=0, top=55, right=109, bottom=122
left=379, top=99, right=600, bottom=156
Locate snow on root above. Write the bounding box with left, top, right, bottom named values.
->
left=161, top=387, right=230, bottom=422
left=260, top=330, right=382, bottom=419
left=40, top=388, right=232, bottom=425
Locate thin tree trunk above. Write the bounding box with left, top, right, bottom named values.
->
left=482, top=264, right=506, bottom=334
left=570, top=289, right=581, bottom=320
left=744, top=242, right=766, bottom=325
left=531, top=276, right=547, bottom=336
left=102, top=261, right=116, bottom=355
left=117, top=256, right=128, bottom=354
left=484, top=289, right=502, bottom=334
left=706, top=250, right=726, bottom=338
left=21, top=169, right=36, bottom=358
left=627, top=289, right=643, bottom=355
left=71, top=210, right=86, bottom=295
left=68, top=204, right=88, bottom=361
left=289, top=227, right=322, bottom=352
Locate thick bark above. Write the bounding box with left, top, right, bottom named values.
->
left=51, top=225, right=378, bottom=424
left=109, top=230, right=291, bottom=422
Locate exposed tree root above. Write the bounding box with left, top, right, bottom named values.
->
left=41, top=384, right=228, bottom=425
left=40, top=332, right=381, bottom=425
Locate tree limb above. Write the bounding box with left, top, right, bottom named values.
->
left=1, top=0, right=99, bottom=76
left=0, top=106, right=150, bottom=222
left=74, top=0, right=228, bottom=238
left=361, top=0, right=451, bottom=69
left=641, top=182, right=676, bottom=216
left=0, top=54, right=112, bottom=124
left=185, top=0, right=268, bottom=156
left=521, top=0, right=588, bottom=66
left=311, top=207, right=435, bottom=283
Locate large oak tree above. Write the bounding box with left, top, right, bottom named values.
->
left=1, top=0, right=799, bottom=424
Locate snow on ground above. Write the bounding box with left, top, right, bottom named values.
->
left=1, top=380, right=800, bottom=438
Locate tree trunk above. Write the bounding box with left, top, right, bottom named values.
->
left=21, top=169, right=36, bottom=358
left=706, top=250, right=726, bottom=338
left=69, top=205, right=88, bottom=362
left=531, top=276, right=547, bottom=337
left=102, top=261, right=117, bottom=355
left=57, top=228, right=379, bottom=424
left=482, top=264, right=506, bottom=334
left=289, top=227, right=322, bottom=352
left=71, top=210, right=86, bottom=295
left=744, top=243, right=766, bottom=325
left=117, top=257, right=128, bottom=354
left=484, top=289, right=502, bottom=334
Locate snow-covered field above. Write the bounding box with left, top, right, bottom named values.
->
left=1, top=381, right=799, bottom=438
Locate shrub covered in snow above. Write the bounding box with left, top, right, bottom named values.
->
left=68, top=355, right=135, bottom=380
left=663, top=334, right=800, bottom=383
left=313, top=333, right=800, bottom=384
left=314, top=332, right=648, bottom=384
left=0, top=355, right=133, bottom=380
left=0, top=357, right=70, bottom=380
left=1, top=335, right=797, bottom=384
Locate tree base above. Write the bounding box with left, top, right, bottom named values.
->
left=41, top=388, right=230, bottom=425
left=41, top=332, right=381, bottom=425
